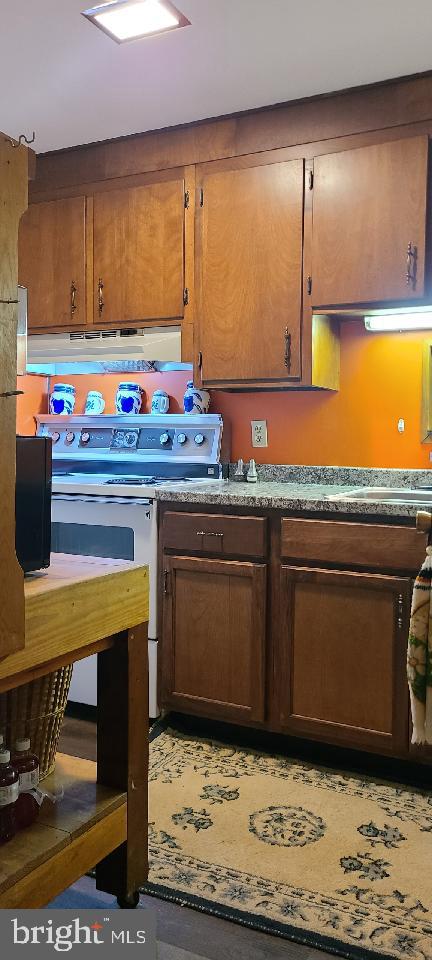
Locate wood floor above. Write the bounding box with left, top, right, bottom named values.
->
left=58, top=715, right=335, bottom=960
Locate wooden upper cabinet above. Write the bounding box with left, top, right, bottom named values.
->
left=19, top=197, right=86, bottom=329
left=93, top=179, right=185, bottom=325
left=196, top=156, right=304, bottom=386
left=311, top=136, right=429, bottom=307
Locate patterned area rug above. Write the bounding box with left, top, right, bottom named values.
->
left=145, top=728, right=432, bottom=960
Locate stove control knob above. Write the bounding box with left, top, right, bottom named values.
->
left=177, top=433, right=187, bottom=445
left=160, top=432, right=170, bottom=446
left=194, top=433, right=205, bottom=446
left=65, top=431, right=75, bottom=445
left=81, top=432, right=90, bottom=445
left=125, top=432, right=137, bottom=447
left=51, top=431, right=61, bottom=444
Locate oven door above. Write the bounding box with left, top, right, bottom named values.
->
left=51, top=494, right=158, bottom=715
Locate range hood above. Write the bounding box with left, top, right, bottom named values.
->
left=27, top=326, right=191, bottom=374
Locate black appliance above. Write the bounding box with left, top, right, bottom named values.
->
left=15, top=436, right=52, bottom=573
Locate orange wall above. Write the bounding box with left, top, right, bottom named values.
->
left=17, top=322, right=432, bottom=468
left=16, top=375, right=48, bottom=435
left=215, top=321, right=432, bottom=469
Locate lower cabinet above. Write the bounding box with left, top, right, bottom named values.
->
left=279, top=566, right=412, bottom=754
left=162, top=555, right=266, bottom=723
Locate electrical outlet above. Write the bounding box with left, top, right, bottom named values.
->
left=251, top=420, right=268, bottom=448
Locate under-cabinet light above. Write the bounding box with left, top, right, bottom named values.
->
left=82, top=0, right=190, bottom=43
left=365, top=311, right=432, bottom=332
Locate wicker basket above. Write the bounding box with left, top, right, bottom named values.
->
left=0, top=666, right=73, bottom=780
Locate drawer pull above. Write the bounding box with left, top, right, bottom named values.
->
left=196, top=531, right=224, bottom=538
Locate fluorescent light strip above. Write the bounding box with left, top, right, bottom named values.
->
left=83, top=0, right=190, bottom=42
left=365, top=313, right=432, bottom=332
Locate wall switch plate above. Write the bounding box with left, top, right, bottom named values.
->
left=251, top=420, right=268, bottom=448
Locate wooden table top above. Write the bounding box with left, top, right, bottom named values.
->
left=0, top=553, right=149, bottom=692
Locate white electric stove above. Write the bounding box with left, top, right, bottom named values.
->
left=36, top=413, right=225, bottom=715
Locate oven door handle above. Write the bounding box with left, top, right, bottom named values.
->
left=52, top=494, right=152, bottom=506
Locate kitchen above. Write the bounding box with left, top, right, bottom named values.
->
left=3, top=2, right=432, bottom=958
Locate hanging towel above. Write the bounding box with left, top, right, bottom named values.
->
left=407, top=545, right=432, bottom=745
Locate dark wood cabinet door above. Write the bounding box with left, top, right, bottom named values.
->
left=162, top=555, right=266, bottom=722
left=196, top=156, right=304, bottom=386
left=93, top=179, right=185, bottom=325
left=312, top=136, right=429, bottom=306
left=19, top=197, right=86, bottom=329
left=279, top=566, right=411, bottom=755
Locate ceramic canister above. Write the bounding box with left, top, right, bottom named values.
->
left=151, top=389, right=170, bottom=414
left=183, top=381, right=210, bottom=415
left=49, top=383, right=76, bottom=416
left=115, top=382, right=143, bottom=415
left=85, top=390, right=106, bottom=415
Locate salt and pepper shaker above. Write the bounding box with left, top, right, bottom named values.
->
left=247, top=459, right=257, bottom=483
left=234, top=458, right=245, bottom=481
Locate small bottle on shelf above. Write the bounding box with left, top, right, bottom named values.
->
left=0, top=748, right=19, bottom=844
left=13, top=739, right=40, bottom=830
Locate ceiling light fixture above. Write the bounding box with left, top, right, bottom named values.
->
left=82, top=0, right=190, bottom=43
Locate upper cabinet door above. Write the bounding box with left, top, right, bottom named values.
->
left=93, top=179, right=185, bottom=325
left=311, top=136, right=429, bottom=307
left=19, top=197, right=86, bottom=329
left=196, top=158, right=304, bottom=385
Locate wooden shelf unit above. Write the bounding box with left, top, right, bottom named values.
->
left=0, top=754, right=126, bottom=908
left=0, top=554, right=150, bottom=908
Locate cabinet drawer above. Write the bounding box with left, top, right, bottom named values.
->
left=281, top=518, right=426, bottom=572
left=162, top=512, right=267, bottom=558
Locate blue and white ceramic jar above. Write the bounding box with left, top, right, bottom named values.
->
left=151, top=389, right=170, bottom=414
left=85, top=390, right=105, bottom=415
left=49, top=383, right=76, bottom=416
left=115, top=382, right=143, bottom=415
left=183, top=381, right=210, bottom=415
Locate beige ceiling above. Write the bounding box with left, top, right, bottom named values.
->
left=3, top=0, right=432, bottom=154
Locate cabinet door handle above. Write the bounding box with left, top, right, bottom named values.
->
left=163, top=569, right=170, bottom=595
left=406, top=242, right=417, bottom=286
left=284, top=328, right=291, bottom=371
left=196, top=531, right=224, bottom=538
left=71, top=281, right=77, bottom=317
left=98, top=278, right=105, bottom=316
left=396, top=593, right=405, bottom=630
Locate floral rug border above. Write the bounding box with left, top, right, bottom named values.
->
left=142, top=878, right=399, bottom=960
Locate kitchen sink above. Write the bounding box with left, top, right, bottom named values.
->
left=327, top=487, right=432, bottom=503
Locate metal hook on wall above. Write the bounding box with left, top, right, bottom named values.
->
left=5, top=131, right=36, bottom=148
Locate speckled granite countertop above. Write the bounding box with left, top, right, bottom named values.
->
left=154, top=465, right=432, bottom=520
